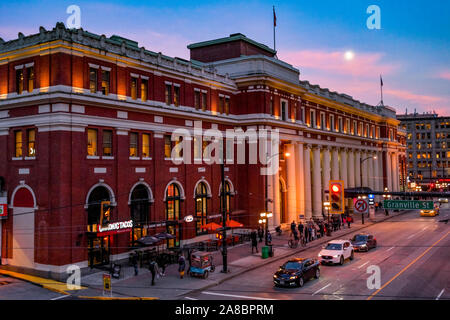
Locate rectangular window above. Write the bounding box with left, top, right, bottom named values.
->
left=101, top=70, right=110, bottom=95
left=131, top=77, right=138, bottom=100
left=219, top=96, right=224, bottom=114
left=269, top=99, right=273, bottom=116
left=173, top=86, right=180, bottom=106
left=27, top=129, right=36, bottom=157
left=103, top=130, right=113, bottom=156
left=365, top=124, right=369, bottom=137
left=141, top=79, right=148, bottom=102
left=130, top=132, right=138, bottom=157
left=15, top=130, right=23, bottom=157
left=89, top=68, right=97, bottom=93
left=164, top=135, right=172, bottom=158
left=377, top=127, right=380, bottom=139
left=338, top=117, right=343, bottom=132
left=27, top=67, right=34, bottom=93
left=194, top=90, right=200, bottom=109
left=329, top=114, right=335, bottom=131
left=359, top=123, right=363, bottom=136
left=310, top=110, right=316, bottom=128
left=320, top=113, right=325, bottom=129
left=281, top=101, right=287, bottom=121
left=165, top=84, right=172, bottom=105
left=142, top=133, right=150, bottom=157
left=16, top=69, right=23, bottom=94
left=201, top=92, right=207, bottom=111
left=346, top=119, right=350, bottom=134
left=353, top=121, right=357, bottom=135
left=301, top=107, right=305, bottom=123
left=225, top=97, right=230, bottom=115
left=87, top=129, right=98, bottom=156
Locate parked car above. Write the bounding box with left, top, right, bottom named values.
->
left=350, top=234, right=377, bottom=252
left=273, top=258, right=320, bottom=287
left=318, top=240, right=354, bottom=265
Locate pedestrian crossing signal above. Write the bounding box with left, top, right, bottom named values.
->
left=329, top=181, right=344, bottom=214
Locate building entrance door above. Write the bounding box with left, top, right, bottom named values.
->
left=88, top=236, right=110, bottom=267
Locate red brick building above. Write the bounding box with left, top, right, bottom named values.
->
left=0, top=23, right=405, bottom=278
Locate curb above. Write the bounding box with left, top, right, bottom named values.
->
left=78, top=296, right=159, bottom=300
left=178, top=210, right=410, bottom=298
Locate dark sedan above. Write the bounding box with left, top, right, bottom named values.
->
left=273, top=258, right=320, bottom=287
left=350, top=234, right=377, bottom=252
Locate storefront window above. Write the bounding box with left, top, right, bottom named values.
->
left=166, top=183, right=181, bottom=248
left=195, top=182, right=208, bottom=235
left=220, top=181, right=233, bottom=216
left=130, top=184, right=151, bottom=246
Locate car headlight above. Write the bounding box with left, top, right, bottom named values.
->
left=361, top=244, right=367, bottom=247
left=333, top=255, right=339, bottom=258
left=273, top=275, right=278, bottom=278
left=290, top=276, right=296, bottom=280
left=318, top=253, right=322, bottom=257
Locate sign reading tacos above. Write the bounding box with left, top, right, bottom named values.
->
left=98, top=220, right=133, bottom=233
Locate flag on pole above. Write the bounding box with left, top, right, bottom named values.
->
left=273, top=6, right=277, bottom=27
left=380, top=75, right=383, bottom=87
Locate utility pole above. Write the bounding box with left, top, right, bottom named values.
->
left=220, top=144, right=228, bottom=273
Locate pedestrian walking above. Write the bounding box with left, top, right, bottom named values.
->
left=158, top=254, right=168, bottom=276
left=308, top=225, right=313, bottom=242
left=267, top=232, right=272, bottom=245
left=298, top=222, right=304, bottom=238
left=319, top=223, right=324, bottom=238
left=385, top=209, right=389, bottom=216
left=290, top=221, right=297, bottom=237
left=257, top=226, right=264, bottom=242
left=131, top=252, right=139, bottom=276
left=347, top=216, right=351, bottom=228
left=178, top=254, right=186, bottom=279
left=342, top=216, right=347, bottom=229
left=149, top=259, right=157, bottom=285
left=251, top=230, right=259, bottom=253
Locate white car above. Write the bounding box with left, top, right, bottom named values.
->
left=318, top=240, right=354, bottom=265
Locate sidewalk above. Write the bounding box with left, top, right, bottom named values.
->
left=71, top=209, right=406, bottom=299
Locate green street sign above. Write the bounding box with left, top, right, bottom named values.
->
left=383, top=200, right=434, bottom=210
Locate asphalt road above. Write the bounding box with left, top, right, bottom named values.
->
left=0, top=275, right=67, bottom=300
left=181, top=205, right=450, bottom=301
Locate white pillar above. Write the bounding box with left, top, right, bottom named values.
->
left=355, top=150, right=361, bottom=187
left=347, top=149, right=355, bottom=188
left=392, top=152, right=399, bottom=192
left=340, top=148, right=348, bottom=188
left=368, top=152, right=375, bottom=191
left=322, top=147, right=331, bottom=199
left=273, top=152, right=281, bottom=227
left=386, top=151, right=392, bottom=191
left=374, top=152, right=380, bottom=191
left=286, top=143, right=297, bottom=223
left=331, top=147, right=340, bottom=180
left=303, top=144, right=312, bottom=220
left=295, top=142, right=305, bottom=220
left=361, top=151, right=368, bottom=187
left=312, top=146, right=322, bottom=219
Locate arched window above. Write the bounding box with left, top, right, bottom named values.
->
left=165, top=183, right=181, bottom=248
left=220, top=181, right=233, bottom=217
left=195, top=182, right=208, bottom=235
left=130, top=184, right=151, bottom=246
left=87, top=186, right=110, bottom=226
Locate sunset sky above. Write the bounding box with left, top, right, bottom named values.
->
left=1, top=0, right=449, bottom=115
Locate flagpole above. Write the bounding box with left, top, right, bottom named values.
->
left=273, top=5, right=276, bottom=51
left=380, top=75, right=384, bottom=106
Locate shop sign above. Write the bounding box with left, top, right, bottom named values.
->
left=98, top=220, right=133, bottom=234
left=0, top=203, right=7, bottom=217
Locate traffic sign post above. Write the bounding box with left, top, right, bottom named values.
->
left=353, top=198, right=369, bottom=225
left=103, top=273, right=112, bottom=297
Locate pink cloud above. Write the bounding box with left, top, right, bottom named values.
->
left=437, top=71, right=450, bottom=80
left=279, top=49, right=398, bottom=78
left=384, top=89, right=444, bottom=104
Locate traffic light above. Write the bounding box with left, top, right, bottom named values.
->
left=100, top=201, right=111, bottom=226
left=329, top=181, right=344, bottom=214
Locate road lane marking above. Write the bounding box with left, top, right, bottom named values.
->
left=51, top=295, right=69, bottom=300
left=367, top=231, right=450, bottom=300
left=407, top=233, right=417, bottom=239
left=202, top=291, right=276, bottom=300
left=312, top=283, right=331, bottom=296
left=185, top=296, right=198, bottom=300
left=436, top=289, right=445, bottom=300
left=357, top=261, right=369, bottom=269
left=386, top=247, right=395, bottom=252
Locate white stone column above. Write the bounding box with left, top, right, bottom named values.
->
left=339, top=148, right=348, bottom=188
left=392, top=152, right=399, bottom=192
left=386, top=151, right=392, bottom=191
left=361, top=151, right=368, bottom=187
left=374, top=151, right=380, bottom=191
left=303, top=144, right=312, bottom=220
left=272, top=163, right=280, bottom=227
left=286, top=143, right=297, bottom=223
left=368, top=152, right=375, bottom=191
left=322, top=146, right=331, bottom=199
left=355, top=150, right=361, bottom=187
left=347, top=149, right=355, bottom=188
left=295, top=142, right=305, bottom=220
left=312, top=146, right=322, bottom=219
left=331, top=147, right=340, bottom=180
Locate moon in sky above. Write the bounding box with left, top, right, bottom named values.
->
left=344, top=51, right=355, bottom=61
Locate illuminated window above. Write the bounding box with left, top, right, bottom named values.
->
left=329, top=114, right=335, bottom=131
left=225, top=97, right=230, bottom=115
left=269, top=99, right=273, bottom=115
left=164, top=135, right=172, bottom=158
left=87, top=129, right=98, bottom=156
left=320, top=112, right=325, bottom=129
left=142, top=133, right=150, bottom=157
left=165, top=183, right=180, bottom=248
left=129, top=132, right=138, bottom=157
left=201, top=92, right=207, bottom=111
left=27, top=67, right=34, bottom=92
left=165, top=84, right=172, bottom=105
left=89, top=68, right=97, bottom=93
left=15, top=130, right=23, bottom=157
left=16, top=69, right=23, bottom=94
left=194, top=90, right=200, bottom=109
left=310, top=110, right=316, bottom=128
left=101, top=70, right=110, bottom=95
left=219, top=96, right=224, bottom=114
left=346, top=119, right=350, bottom=134
left=173, top=85, right=180, bottom=106
left=338, top=117, right=343, bottom=132
left=27, top=129, right=36, bottom=157
left=301, top=107, right=306, bottom=123
left=220, top=181, right=233, bottom=215
left=195, top=182, right=208, bottom=236
left=103, top=130, right=113, bottom=156
left=141, top=79, right=148, bottom=102
left=353, top=120, right=357, bottom=135
left=131, top=77, right=138, bottom=100
left=281, top=101, right=288, bottom=121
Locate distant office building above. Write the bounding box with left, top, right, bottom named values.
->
left=398, top=112, right=450, bottom=187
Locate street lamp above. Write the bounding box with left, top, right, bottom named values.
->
left=259, top=212, right=273, bottom=246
